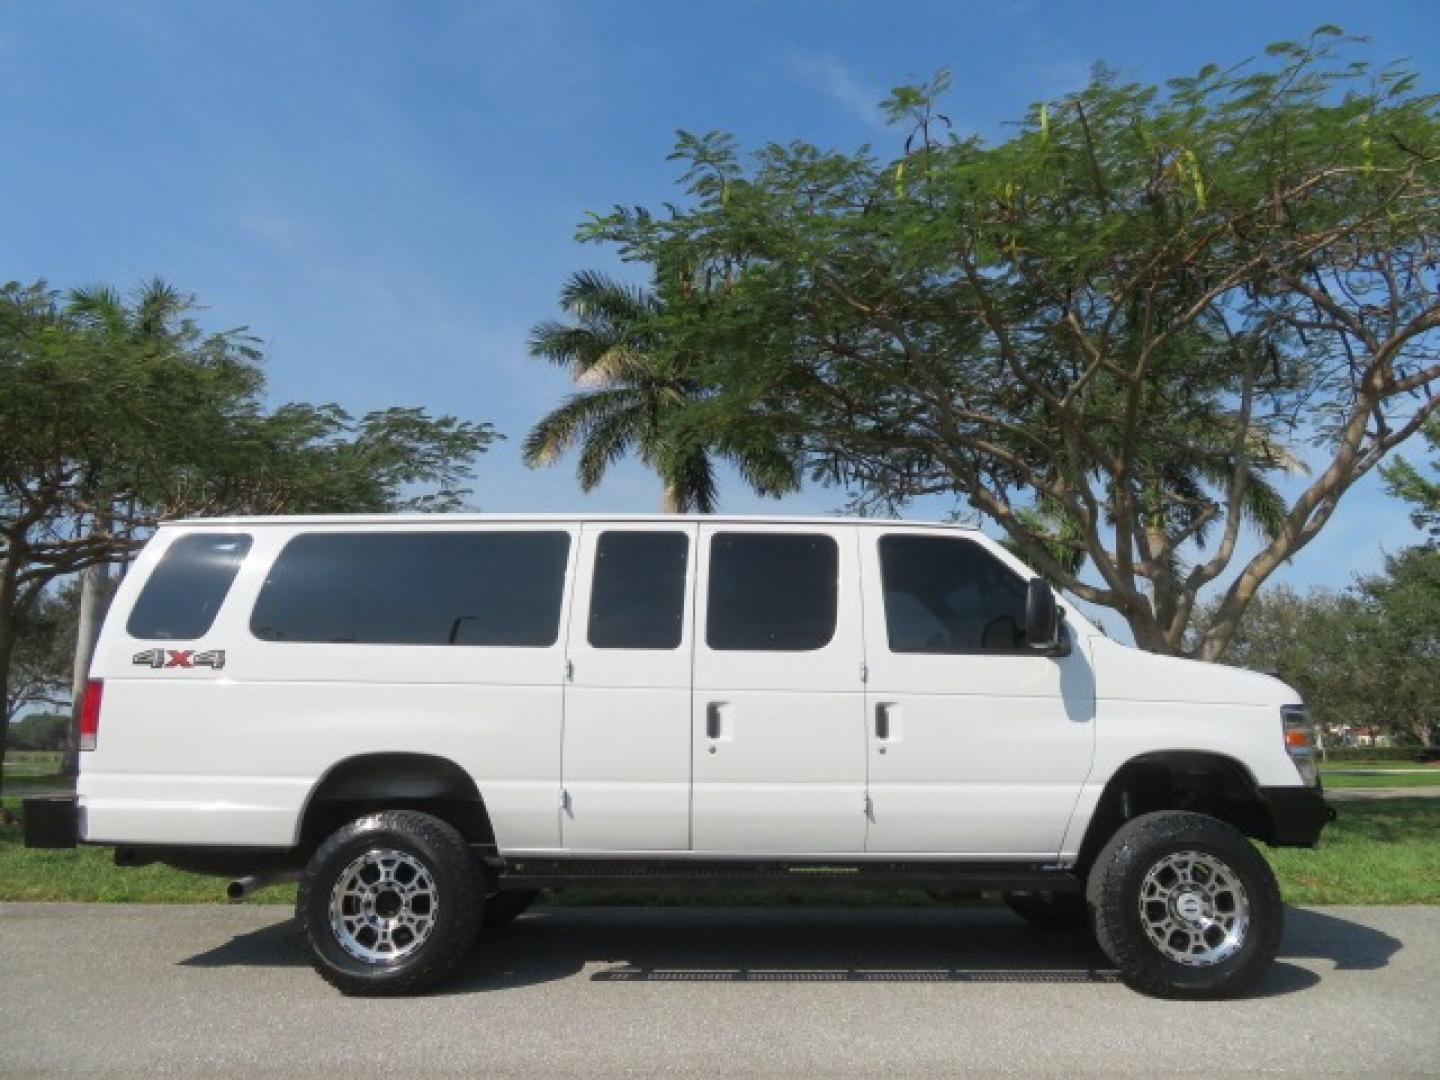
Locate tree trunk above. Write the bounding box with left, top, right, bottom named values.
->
left=661, top=481, right=682, bottom=515
left=1128, top=614, right=1180, bottom=656
left=62, top=563, right=108, bottom=778
left=0, top=564, right=18, bottom=804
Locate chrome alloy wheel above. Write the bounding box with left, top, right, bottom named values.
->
left=328, top=848, right=439, bottom=965
left=1137, top=849, right=1250, bottom=967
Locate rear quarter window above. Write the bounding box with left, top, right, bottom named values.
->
left=126, top=533, right=253, bottom=640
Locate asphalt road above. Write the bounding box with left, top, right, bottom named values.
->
left=0, top=903, right=1433, bottom=1078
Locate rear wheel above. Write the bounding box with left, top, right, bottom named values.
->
left=1087, top=811, right=1283, bottom=999
left=484, top=888, right=541, bottom=929
left=297, top=810, right=482, bottom=996
left=1003, top=890, right=1090, bottom=930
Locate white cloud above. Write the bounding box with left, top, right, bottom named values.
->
left=788, top=50, right=889, bottom=133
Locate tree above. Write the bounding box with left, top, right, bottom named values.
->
left=4, top=587, right=77, bottom=726
left=8, top=712, right=67, bottom=752
left=63, top=279, right=194, bottom=771
left=0, top=279, right=498, bottom=792
left=570, top=29, right=1440, bottom=657
left=1206, top=551, right=1440, bottom=747
left=1200, top=584, right=1365, bottom=729
left=1382, top=416, right=1440, bottom=544
left=1348, top=547, right=1440, bottom=747
left=524, top=270, right=797, bottom=512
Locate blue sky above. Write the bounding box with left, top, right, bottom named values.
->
left=2, top=0, right=1436, bottom=609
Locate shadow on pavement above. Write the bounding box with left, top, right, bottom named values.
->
left=454, top=907, right=1123, bottom=993
left=181, top=903, right=1399, bottom=998
left=181, top=919, right=308, bottom=968
left=1280, top=906, right=1403, bottom=971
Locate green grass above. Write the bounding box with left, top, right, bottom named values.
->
left=0, top=773, right=73, bottom=797
left=1321, top=759, right=1423, bottom=771
left=1321, top=769, right=1440, bottom=789
left=0, top=793, right=293, bottom=904
left=1265, top=798, right=1440, bottom=905
left=2, top=751, right=63, bottom=777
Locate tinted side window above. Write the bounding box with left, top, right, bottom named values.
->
left=251, top=531, right=570, bottom=646
left=588, top=531, right=689, bottom=649
left=879, top=534, right=1028, bottom=653
left=127, top=533, right=253, bottom=640
left=706, top=532, right=838, bottom=651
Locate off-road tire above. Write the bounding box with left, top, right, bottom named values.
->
left=1003, top=890, right=1091, bottom=930
left=297, top=810, right=482, bottom=996
left=484, top=888, right=541, bottom=929
left=1087, top=811, right=1283, bottom=1000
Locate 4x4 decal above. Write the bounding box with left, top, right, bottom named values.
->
left=132, top=648, right=226, bottom=670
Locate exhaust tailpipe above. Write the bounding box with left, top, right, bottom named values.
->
left=226, top=870, right=299, bottom=902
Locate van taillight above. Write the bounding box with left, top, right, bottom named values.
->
left=79, top=679, right=104, bottom=751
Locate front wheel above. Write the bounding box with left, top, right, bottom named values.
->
left=297, top=810, right=482, bottom=996
left=1087, top=811, right=1283, bottom=1000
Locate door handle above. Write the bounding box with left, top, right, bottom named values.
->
left=706, top=702, right=724, bottom=740
left=875, top=702, right=894, bottom=741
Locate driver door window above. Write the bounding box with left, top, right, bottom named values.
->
left=879, top=534, right=1029, bottom=653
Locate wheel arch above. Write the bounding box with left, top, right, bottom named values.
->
left=1075, top=750, right=1271, bottom=872
left=295, top=752, right=496, bottom=854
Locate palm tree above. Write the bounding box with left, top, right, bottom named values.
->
left=524, top=270, right=795, bottom=513
left=59, top=279, right=209, bottom=774
left=68, top=277, right=192, bottom=344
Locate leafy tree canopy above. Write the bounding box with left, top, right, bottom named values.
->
left=0, top=277, right=497, bottom=782
left=1214, top=548, right=1440, bottom=747
left=1382, top=415, right=1440, bottom=543
left=4, top=585, right=79, bottom=725
left=8, top=712, right=68, bottom=752
left=569, top=28, right=1440, bottom=658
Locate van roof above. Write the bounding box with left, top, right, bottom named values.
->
left=167, top=512, right=980, bottom=530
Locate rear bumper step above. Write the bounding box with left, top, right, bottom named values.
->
left=494, top=857, right=1081, bottom=893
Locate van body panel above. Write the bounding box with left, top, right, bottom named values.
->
left=83, top=522, right=578, bottom=851
left=858, top=526, right=1097, bottom=855
left=1055, top=636, right=1308, bottom=859
left=689, top=522, right=867, bottom=853
left=73, top=513, right=1313, bottom=864
left=559, top=522, right=698, bottom=851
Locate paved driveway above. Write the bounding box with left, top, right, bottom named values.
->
left=0, top=903, right=1432, bottom=1077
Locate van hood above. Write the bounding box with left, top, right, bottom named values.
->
left=1086, top=635, right=1302, bottom=708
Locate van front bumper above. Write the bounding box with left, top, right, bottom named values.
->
left=1260, top=785, right=1335, bottom=848
left=21, top=796, right=79, bottom=849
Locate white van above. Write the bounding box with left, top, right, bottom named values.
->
left=23, top=514, right=1331, bottom=998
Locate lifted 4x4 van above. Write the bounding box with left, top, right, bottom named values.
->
left=23, top=515, right=1331, bottom=998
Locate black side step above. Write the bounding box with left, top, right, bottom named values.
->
left=491, top=857, right=1081, bottom=894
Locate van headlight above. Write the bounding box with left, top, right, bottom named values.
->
left=1282, top=704, right=1320, bottom=787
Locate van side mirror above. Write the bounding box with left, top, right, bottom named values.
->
left=1025, top=578, right=1064, bottom=653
